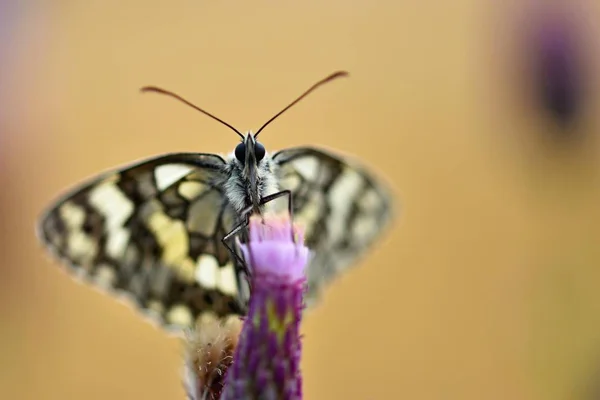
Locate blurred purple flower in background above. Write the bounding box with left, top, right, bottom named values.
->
left=532, top=12, right=583, bottom=128
left=184, top=215, right=309, bottom=400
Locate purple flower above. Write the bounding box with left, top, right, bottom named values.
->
left=524, top=9, right=588, bottom=131
left=536, top=17, right=581, bottom=126
left=221, top=215, right=310, bottom=400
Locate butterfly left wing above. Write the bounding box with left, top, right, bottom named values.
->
left=37, top=153, right=245, bottom=334
left=271, top=147, right=394, bottom=305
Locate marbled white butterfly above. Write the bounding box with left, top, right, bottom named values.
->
left=36, top=71, right=393, bottom=334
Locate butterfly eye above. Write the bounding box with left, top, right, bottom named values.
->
left=255, top=142, right=266, bottom=162
left=235, top=143, right=246, bottom=162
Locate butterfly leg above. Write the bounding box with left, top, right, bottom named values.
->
left=260, top=189, right=293, bottom=215
left=222, top=190, right=295, bottom=281
left=221, top=203, right=258, bottom=276
left=221, top=217, right=251, bottom=274
left=221, top=216, right=254, bottom=306
left=260, top=189, right=295, bottom=243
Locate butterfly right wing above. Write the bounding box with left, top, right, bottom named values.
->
left=272, top=147, right=393, bottom=305
left=37, top=153, right=245, bottom=334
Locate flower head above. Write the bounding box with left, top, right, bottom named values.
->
left=221, top=214, right=310, bottom=400
left=183, top=314, right=242, bottom=400
left=240, top=214, right=309, bottom=282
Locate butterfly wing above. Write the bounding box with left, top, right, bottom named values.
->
left=272, top=147, right=393, bottom=305
left=37, top=153, right=246, bottom=334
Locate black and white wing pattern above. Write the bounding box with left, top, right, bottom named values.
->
left=272, top=147, right=393, bottom=305
left=38, top=147, right=393, bottom=334
left=37, top=153, right=245, bottom=333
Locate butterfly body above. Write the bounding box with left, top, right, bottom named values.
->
left=221, top=132, right=279, bottom=217
left=36, top=71, right=394, bottom=334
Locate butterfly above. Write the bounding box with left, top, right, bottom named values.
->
left=36, top=71, right=394, bottom=335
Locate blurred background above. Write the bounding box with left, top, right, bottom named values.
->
left=2, top=0, right=600, bottom=399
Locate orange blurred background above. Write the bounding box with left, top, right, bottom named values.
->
left=3, top=1, right=600, bottom=399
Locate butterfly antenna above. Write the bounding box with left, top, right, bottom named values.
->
left=140, top=86, right=245, bottom=140
left=254, top=70, right=349, bottom=138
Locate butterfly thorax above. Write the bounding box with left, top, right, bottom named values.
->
left=222, top=133, right=279, bottom=218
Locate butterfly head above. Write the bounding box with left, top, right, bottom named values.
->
left=229, top=132, right=274, bottom=212
left=234, top=132, right=266, bottom=170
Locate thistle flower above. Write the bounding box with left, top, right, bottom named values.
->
left=183, top=314, right=242, bottom=400
left=221, top=214, right=310, bottom=400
